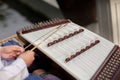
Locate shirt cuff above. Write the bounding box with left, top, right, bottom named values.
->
left=12, top=58, right=27, bottom=69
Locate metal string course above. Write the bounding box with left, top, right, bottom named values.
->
left=30, top=23, right=68, bottom=51
left=24, top=18, right=61, bottom=49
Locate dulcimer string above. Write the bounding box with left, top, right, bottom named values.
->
left=24, top=27, right=58, bottom=50
left=31, top=24, right=67, bottom=51
left=30, top=23, right=68, bottom=51
left=24, top=23, right=68, bottom=51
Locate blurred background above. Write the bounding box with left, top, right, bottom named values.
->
left=0, top=0, right=120, bottom=45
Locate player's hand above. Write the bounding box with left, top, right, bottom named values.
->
left=0, top=45, right=24, bottom=59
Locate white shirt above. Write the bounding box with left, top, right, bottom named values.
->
left=0, top=57, right=29, bottom=80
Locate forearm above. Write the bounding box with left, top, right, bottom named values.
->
left=0, top=58, right=29, bottom=80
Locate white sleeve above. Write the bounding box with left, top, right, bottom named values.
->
left=0, top=58, right=29, bottom=80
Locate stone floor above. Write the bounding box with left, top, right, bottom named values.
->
left=0, top=4, right=32, bottom=40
